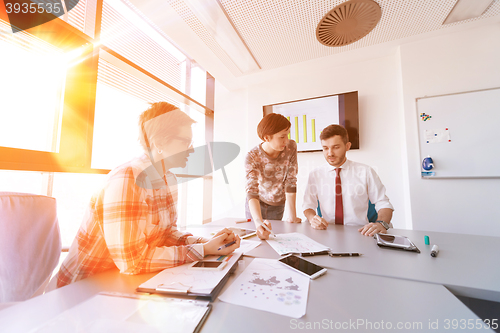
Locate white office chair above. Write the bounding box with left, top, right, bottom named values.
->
left=0, top=192, right=62, bottom=308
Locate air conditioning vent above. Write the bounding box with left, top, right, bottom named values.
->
left=316, top=0, right=381, bottom=47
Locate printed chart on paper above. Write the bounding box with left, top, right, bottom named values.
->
left=218, top=258, right=309, bottom=318
left=266, top=232, right=330, bottom=255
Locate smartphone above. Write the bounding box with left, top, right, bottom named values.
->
left=278, top=254, right=327, bottom=279
left=188, top=261, right=227, bottom=270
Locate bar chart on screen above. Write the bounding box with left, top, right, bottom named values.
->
left=272, top=95, right=339, bottom=152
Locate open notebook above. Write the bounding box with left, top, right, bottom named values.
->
left=30, top=292, right=211, bottom=333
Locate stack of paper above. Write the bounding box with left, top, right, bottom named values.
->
left=31, top=292, right=211, bottom=333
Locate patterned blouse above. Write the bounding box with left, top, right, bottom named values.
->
left=245, top=139, right=298, bottom=206
left=56, top=154, right=204, bottom=287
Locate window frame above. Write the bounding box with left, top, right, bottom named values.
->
left=0, top=0, right=214, bottom=177
left=0, top=0, right=215, bottom=224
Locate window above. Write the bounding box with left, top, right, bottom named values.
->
left=63, top=0, right=96, bottom=38
left=0, top=170, right=45, bottom=195
left=0, top=20, right=65, bottom=153
left=51, top=172, right=107, bottom=245
left=0, top=0, right=215, bottom=247
left=91, top=55, right=176, bottom=169
left=101, top=0, right=185, bottom=92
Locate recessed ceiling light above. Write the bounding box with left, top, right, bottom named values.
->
left=183, top=0, right=260, bottom=73
left=443, top=0, right=494, bottom=24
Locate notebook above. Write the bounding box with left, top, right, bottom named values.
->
left=137, top=251, right=243, bottom=301
left=31, top=292, right=211, bottom=333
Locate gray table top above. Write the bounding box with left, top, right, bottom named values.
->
left=0, top=260, right=491, bottom=333
left=1, top=219, right=497, bottom=332
left=203, top=218, right=500, bottom=303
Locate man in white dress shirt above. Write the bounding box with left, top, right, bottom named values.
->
left=303, top=125, right=394, bottom=236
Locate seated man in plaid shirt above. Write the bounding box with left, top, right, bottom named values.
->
left=56, top=102, right=240, bottom=287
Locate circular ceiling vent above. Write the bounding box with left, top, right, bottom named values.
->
left=316, top=0, right=382, bottom=47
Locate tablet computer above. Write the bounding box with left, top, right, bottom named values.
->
left=189, top=260, right=227, bottom=270
left=375, top=234, right=420, bottom=253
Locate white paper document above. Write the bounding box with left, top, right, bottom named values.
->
left=266, top=232, right=330, bottom=255
left=219, top=258, right=309, bottom=318
left=238, top=239, right=261, bottom=254
left=30, top=293, right=210, bottom=333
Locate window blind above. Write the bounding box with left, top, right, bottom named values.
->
left=65, top=0, right=87, bottom=34
left=64, top=0, right=97, bottom=38
left=97, top=57, right=179, bottom=106
left=101, top=0, right=184, bottom=92
left=0, top=19, right=62, bottom=54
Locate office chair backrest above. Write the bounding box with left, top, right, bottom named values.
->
left=316, top=200, right=378, bottom=222
left=0, top=192, right=62, bottom=302
left=366, top=200, right=378, bottom=222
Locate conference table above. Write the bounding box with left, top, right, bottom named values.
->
left=1, top=218, right=499, bottom=332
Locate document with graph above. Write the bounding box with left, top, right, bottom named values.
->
left=266, top=233, right=330, bottom=256
left=218, top=258, right=309, bottom=318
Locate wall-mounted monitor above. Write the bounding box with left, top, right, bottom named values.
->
left=263, top=91, right=359, bottom=152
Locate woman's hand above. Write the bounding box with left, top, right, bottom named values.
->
left=283, top=216, right=302, bottom=223
left=255, top=220, right=272, bottom=240
left=203, top=229, right=241, bottom=255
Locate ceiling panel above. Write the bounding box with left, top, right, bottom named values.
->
left=140, top=0, right=500, bottom=78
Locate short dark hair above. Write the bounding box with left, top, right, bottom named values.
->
left=257, top=113, right=291, bottom=141
left=320, top=124, right=349, bottom=144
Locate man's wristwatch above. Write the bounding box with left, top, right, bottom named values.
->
left=372, top=220, right=390, bottom=230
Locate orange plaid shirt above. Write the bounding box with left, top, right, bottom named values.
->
left=56, top=155, right=204, bottom=288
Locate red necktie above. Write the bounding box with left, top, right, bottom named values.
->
left=335, top=168, right=344, bottom=225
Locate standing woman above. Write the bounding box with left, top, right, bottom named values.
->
left=245, top=113, right=301, bottom=239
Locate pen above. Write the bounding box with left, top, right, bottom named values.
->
left=302, top=250, right=330, bottom=257
left=255, top=220, right=276, bottom=238
left=217, top=240, right=236, bottom=251
left=236, top=218, right=251, bottom=223
left=328, top=252, right=361, bottom=257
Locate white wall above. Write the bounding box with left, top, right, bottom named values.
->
left=212, top=21, right=500, bottom=237
left=211, top=84, right=249, bottom=220
left=400, top=22, right=500, bottom=236
left=213, top=53, right=409, bottom=229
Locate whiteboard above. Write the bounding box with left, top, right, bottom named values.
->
left=416, top=87, right=500, bottom=178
